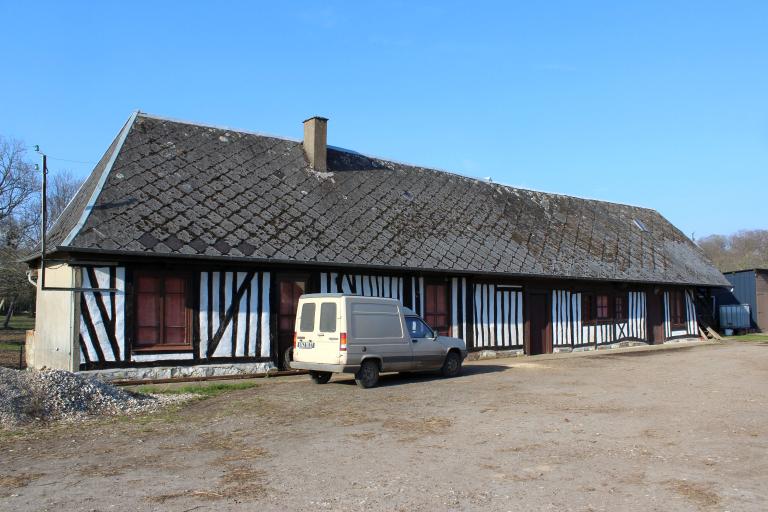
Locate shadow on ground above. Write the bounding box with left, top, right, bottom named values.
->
left=331, top=364, right=510, bottom=387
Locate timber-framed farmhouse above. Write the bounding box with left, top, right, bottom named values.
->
left=25, top=112, right=729, bottom=379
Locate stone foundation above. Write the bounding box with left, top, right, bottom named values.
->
left=470, top=340, right=658, bottom=358
left=663, top=337, right=701, bottom=344
left=466, top=349, right=525, bottom=361
left=80, top=361, right=278, bottom=382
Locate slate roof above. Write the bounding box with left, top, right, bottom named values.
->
left=41, top=112, right=729, bottom=287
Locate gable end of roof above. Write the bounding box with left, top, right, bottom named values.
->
left=60, top=111, right=139, bottom=246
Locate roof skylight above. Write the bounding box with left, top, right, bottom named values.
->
left=634, top=219, right=649, bottom=232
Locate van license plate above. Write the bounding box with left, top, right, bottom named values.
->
left=297, top=341, right=315, bottom=349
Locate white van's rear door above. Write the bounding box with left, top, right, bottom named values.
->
left=294, top=299, right=343, bottom=365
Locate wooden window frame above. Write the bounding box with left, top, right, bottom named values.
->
left=669, top=290, right=687, bottom=331
left=582, top=292, right=627, bottom=325
left=595, top=295, right=611, bottom=322
left=132, top=270, right=194, bottom=352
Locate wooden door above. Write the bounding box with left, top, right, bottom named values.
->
left=756, top=273, right=768, bottom=332
left=646, top=291, right=664, bottom=344
left=276, top=276, right=309, bottom=368
left=527, top=292, right=550, bottom=355
left=424, top=282, right=450, bottom=336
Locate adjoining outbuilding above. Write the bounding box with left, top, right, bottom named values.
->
left=715, top=269, right=768, bottom=332
left=24, top=112, right=729, bottom=379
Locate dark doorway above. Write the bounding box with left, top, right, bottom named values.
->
left=527, top=292, right=550, bottom=355
left=276, top=275, right=309, bottom=369
left=647, top=291, right=664, bottom=344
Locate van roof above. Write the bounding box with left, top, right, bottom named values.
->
left=300, top=293, right=401, bottom=301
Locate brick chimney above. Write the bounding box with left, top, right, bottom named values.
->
left=303, top=116, right=328, bottom=172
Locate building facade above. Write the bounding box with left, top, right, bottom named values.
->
left=26, top=113, right=729, bottom=378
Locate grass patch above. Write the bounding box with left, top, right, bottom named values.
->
left=134, top=381, right=259, bottom=398
left=0, top=315, right=35, bottom=331
left=0, top=342, right=23, bottom=351
left=725, top=334, right=768, bottom=342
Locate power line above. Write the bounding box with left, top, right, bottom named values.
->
left=46, top=156, right=96, bottom=165
left=29, top=145, right=96, bottom=165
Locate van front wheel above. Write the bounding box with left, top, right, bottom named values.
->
left=355, top=360, right=380, bottom=388
left=441, top=352, right=462, bottom=378
left=309, top=371, right=332, bottom=384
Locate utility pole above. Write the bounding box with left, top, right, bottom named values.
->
left=36, top=146, right=48, bottom=289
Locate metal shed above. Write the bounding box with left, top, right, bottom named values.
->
left=716, top=269, right=768, bottom=332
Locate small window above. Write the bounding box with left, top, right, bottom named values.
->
left=596, top=295, right=611, bottom=320
left=299, top=303, right=316, bottom=332
left=582, top=293, right=613, bottom=324
left=633, top=219, right=649, bottom=232
left=319, top=302, right=337, bottom=332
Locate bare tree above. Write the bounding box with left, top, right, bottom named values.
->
left=47, top=170, right=81, bottom=226
left=24, top=169, right=83, bottom=245
left=0, top=137, right=39, bottom=326
left=698, top=230, right=768, bottom=273
left=0, top=136, right=83, bottom=327
left=0, top=137, right=38, bottom=227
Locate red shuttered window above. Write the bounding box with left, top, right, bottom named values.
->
left=135, top=272, right=191, bottom=349
left=596, top=295, right=610, bottom=320
left=582, top=293, right=616, bottom=324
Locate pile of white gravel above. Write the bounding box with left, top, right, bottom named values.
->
left=0, top=367, right=194, bottom=428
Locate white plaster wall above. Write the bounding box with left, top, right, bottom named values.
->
left=30, top=263, right=78, bottom=371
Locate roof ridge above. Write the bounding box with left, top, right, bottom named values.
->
left=142, top=112, right=656, bottom=213
left=137, top=111, right=302, bottom=144
left=328, top=145, right=656, bottom=213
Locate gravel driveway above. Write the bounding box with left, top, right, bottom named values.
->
left=1, top=340, right=767, bottom=511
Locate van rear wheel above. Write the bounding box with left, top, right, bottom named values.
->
left=355, top=360, right=380, bottom=388
left=441, top=352, right=462, bottom=378
left=281, top=347, right=294, bottom=371
left=309, top=371, right=332, bottom=384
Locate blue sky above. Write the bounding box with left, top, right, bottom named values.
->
left=1, top=1, right=766, bottom=239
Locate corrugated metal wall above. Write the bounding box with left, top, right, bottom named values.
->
left=720, top=271, right=758, bottom=328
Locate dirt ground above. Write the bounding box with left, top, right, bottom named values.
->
left=1, top=340, right=767, bottom=512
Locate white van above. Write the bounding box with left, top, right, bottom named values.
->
left=290, top=294, right=467, bottom=388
